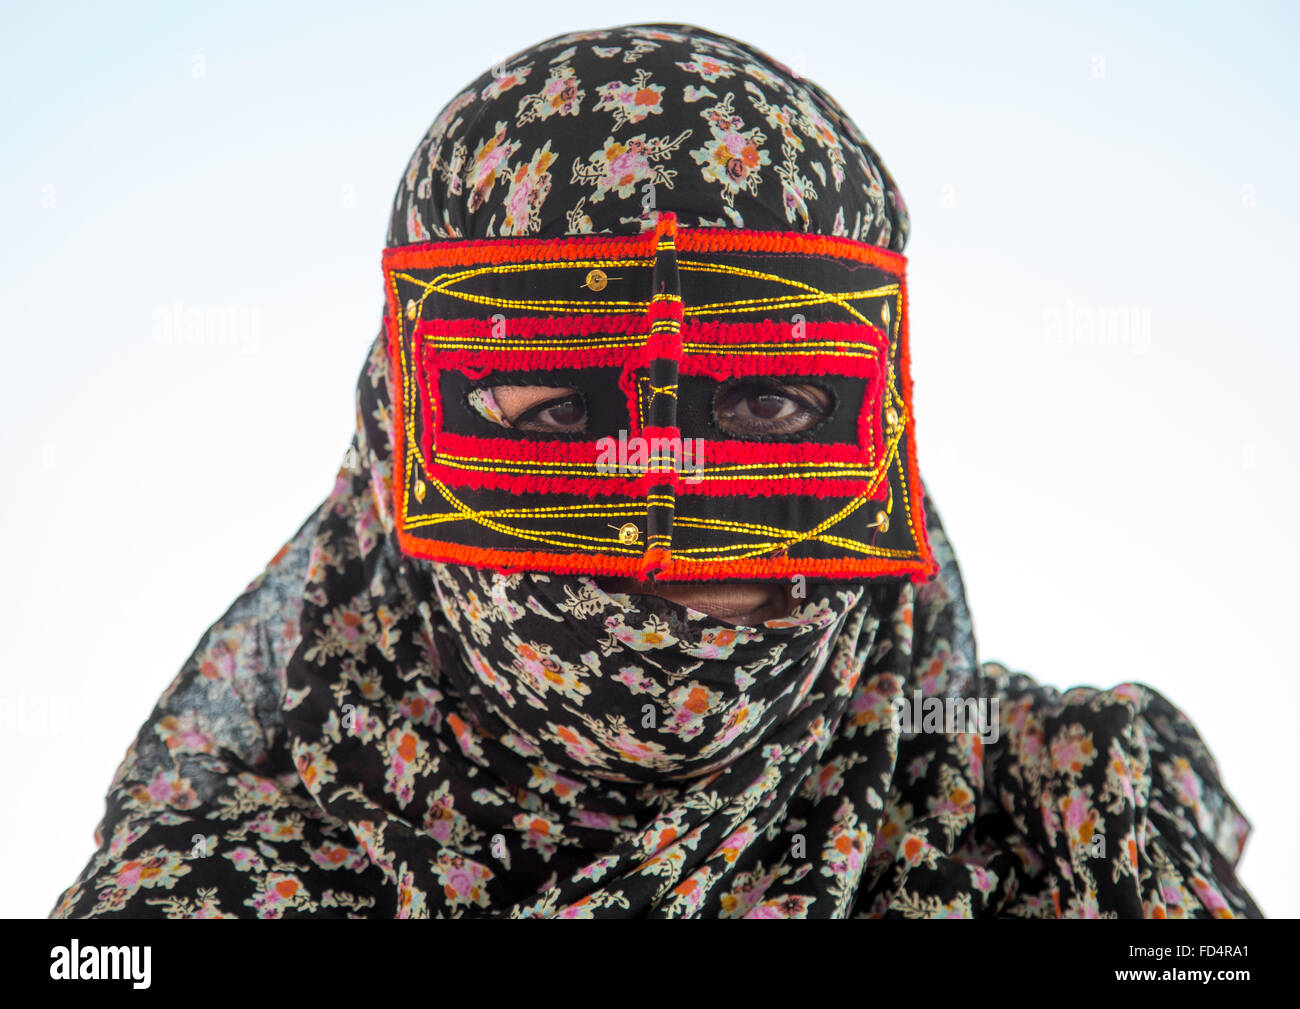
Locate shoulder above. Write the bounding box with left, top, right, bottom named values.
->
left=980, top=662, right=1261, bottom=917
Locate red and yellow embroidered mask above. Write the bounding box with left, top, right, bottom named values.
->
left=383, top=212, right=935, bottom=583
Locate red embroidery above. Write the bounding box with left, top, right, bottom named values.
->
left=393, top=536, right=936, bottom=584
left=675, top=225, right=907, bottom=273
left=895, top=274, right=935, bottom=569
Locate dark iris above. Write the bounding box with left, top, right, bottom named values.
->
left=713, top=380, right=832, bottom=437
left=513, top=392, right=588, bottom=433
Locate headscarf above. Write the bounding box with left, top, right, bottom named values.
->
left=385, top=24, right=908, bottom=244
left=50, top=23, right=1261, bottom=918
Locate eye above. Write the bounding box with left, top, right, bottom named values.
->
left=713, top=380, right=832, bottom=437
left=489, top=385, right=588, bottom=433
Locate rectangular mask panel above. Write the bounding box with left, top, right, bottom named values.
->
left=382, top=212, right=936, bottom=583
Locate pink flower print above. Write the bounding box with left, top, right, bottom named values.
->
left=675, top=52, right=736, bottom=83
left=718, top=824, right=755, bottom=863
left=516, top=64, right=585, bottom=125
left=606, top=725, right=669, bottom=764
left=466, top=122, right=520, bottom=213
left=1051, top=727, right=1097, bottom=776
left=968, top=865, right=997, bottom=895
left=501, top=142, right=556, bottom=236
left=309, top=842, right=356, bottom=871
left=810, top=762, right=844, bottom=801
left=831, top=831, right=865, bottom=874
left=139, top=770, right=199, bottom=810
left=684, top=625, right=748, bottom=659
left=712, top=702, right=758, bottom=749
left=158, top=713, right=214, bottom=755
left=594, top=69, right=665, bottom=129
left=224, top=846, right=265, bottom=873
left=745, top=894, right=813, bottom=918
left=543, top=723, right=609, bottom=769
left=1191, top=876, right=1234, bottom=918
left=251, top=873, right=304, bottom=918
left=436, top=853, right=492, bottom=910
left=575, top=810, right=621, bottom=831
left=405, top=200, right=428, bottom=241
left=481, top=63, right=531, bottom=101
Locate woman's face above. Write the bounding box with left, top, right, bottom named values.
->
left=487, top=380, right=828, bottom=625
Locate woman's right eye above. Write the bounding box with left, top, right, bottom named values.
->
left=484, top=385, right=588, bottom=433
left=515, top=393, right=587, bottom=433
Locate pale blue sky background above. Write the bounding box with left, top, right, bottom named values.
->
left=3, top=0, right=1297, bottom=917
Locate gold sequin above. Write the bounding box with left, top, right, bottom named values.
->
left=617, top=522, right=639, bottom=544
left=885, top=406, right=899, bottom=429
left=585, top=268, right=608, bottom=292
left=873, top=510, right=889, bottom=533
left=405, top=299, right=419, bottom=320
left=414, top=479, right=427, bottom=502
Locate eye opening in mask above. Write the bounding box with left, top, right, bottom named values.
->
left=710, top=377, right=836, bottom=440
left=468, top=382, right=589, bottom=435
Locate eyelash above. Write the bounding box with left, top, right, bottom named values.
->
left=733, top=378, right=815, bottom=405
left=512, top=391, right=585, bottom=429
left=715, top=379, right=832, bottom=434
left=759, top=384, right=820, bottom=415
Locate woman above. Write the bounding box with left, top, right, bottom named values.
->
left=50, top=22, right=1261, bottom=918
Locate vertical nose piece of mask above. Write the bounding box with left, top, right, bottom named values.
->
left=641, top=215, right=682, bottom=578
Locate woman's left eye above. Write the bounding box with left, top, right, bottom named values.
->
left=713, top=381, right=831, bottom=436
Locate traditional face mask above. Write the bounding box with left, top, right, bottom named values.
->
left=383, top=211, right=936, bottom=585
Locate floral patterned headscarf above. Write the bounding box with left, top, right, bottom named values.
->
left=386, top=23, right=909, bottom=243
left=51, top=23, right=1262, bottom=919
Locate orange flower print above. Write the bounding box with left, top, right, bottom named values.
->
left=465, top=121, right=521, bottom=214
left=501, top=142, right=556, bottom=236
left=1051, top=725, right=1098, bottom=777
left=481, top=62, right=532, bottom=101
left=594, top=69, right=665, bottom=129
left=540, top=722, right=611, bottom=770
left=249, top=872, right=315, bottom=918
left=745, top=894, right=814, bottom=918
left=434, top=853, right=492, bottom=911
left=675, top=51, right=736, bottom=82
left=572, top=130, right=692, bottom=203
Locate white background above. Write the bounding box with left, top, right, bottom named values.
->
left=3, top=0, right=1296, bottom=917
